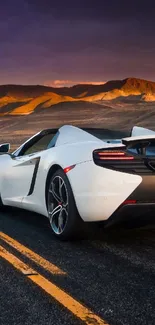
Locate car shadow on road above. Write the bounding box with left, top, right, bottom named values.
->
left=2, top=206, right=155, bottom=282
left=2, top=206, right=155, bottom=248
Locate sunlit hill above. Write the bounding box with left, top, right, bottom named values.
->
left=0, top=77, right=155, bottom=116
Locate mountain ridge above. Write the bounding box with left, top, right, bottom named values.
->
left=0, top=77, right=155, bottom=115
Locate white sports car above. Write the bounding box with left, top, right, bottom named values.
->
left=0, top=124, right=155, bottom=239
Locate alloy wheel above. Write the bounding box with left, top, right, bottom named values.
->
left=48, top=175, right=69, bottom=235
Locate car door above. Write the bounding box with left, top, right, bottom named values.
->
left=1, top=152, right=41, bottom=207
left=1, top=131, right=58, bottom=207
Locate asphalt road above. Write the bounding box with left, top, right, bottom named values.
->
left=1, top=207, right=155, bottom=325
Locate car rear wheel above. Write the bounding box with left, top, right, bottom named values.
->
left=47, top=168, right=83, bottom=240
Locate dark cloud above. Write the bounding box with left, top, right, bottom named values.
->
left=25, top=0, right=155, bottom=22
left=0, top=0, right=155, bottom=84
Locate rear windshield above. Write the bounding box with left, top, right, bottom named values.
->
left=82, top=128, right=129, bottom=142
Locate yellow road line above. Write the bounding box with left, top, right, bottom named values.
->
left=0, top=245, right=109, bottom=325
left=29, top=274, right=109, bottom=325
left=0, top=232, right=65, bottom=275
left=0, top=245, right=37, bottom=275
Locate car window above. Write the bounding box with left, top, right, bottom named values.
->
left=47, top=132, right=59, bottom=149
left=22, top=133, right=57, bottom=156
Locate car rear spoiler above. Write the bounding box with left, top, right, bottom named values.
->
left=122, top=136, right=155, bottom=155
left=122, top=135, right=155, bottom=146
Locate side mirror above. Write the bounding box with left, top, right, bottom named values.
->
left=0, top=143, right=10, bottom=153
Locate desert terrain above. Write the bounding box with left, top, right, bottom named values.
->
left=0, top=77, right=155, bottom=150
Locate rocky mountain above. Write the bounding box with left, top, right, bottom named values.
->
left=0, top=77, right=155, bottom=116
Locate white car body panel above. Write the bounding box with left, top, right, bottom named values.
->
left=2, top=156, right=36, bottom=207
left=131, top=126, right=155, bottom=137
left=66, top=161, right=142, bottom=221
left=0, top=124, right=154, bottom=224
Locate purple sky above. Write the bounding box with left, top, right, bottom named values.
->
left=0, top=0, right=155, bottom=85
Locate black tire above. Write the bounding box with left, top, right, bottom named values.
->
left=47, top=168, right=83, bottom=240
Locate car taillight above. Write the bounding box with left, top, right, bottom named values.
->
left=94, top=150, right=134, bottom=160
